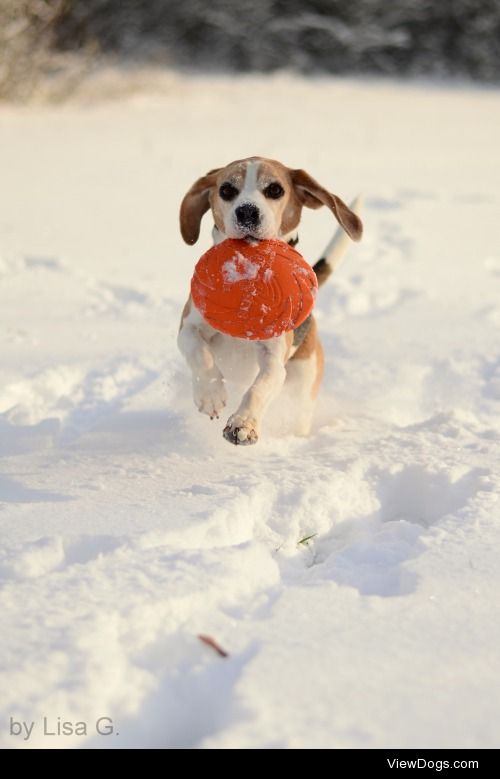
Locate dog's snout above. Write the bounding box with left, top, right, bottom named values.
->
left=235, top=203, right=260, bottom=227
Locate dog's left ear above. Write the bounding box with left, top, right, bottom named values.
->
left=291, top=169, right=363, bottom=241
left=180, top=168, right=222, bottom=245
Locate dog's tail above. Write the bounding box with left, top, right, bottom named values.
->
left=313, top=194, right=363, bottom=288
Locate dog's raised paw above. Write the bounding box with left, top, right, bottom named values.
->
left=223, top=416, right=258, bottom=446
left=194, top=376, right=227, bottom=420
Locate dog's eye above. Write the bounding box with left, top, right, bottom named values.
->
left=264, top=182, right=285, bottom=199
left=219, top=183, right=239, bottom=201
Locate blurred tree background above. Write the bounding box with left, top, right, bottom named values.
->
left=1, top=0, right=500, bottom=99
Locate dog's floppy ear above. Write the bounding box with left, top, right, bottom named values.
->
left=180, top=168, right=221, bottom=245
left=291, top=169, right=363, bottom=241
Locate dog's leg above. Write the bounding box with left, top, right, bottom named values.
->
left=286, top=320, right=324, bottom=436
left=178, top=306, right=227, bottom=420
left=285, top=349, right=322, bottom=436
left=223, top=336, right=288, bottom=445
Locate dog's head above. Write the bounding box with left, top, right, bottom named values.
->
left=179, top=156, right=362, bottom=245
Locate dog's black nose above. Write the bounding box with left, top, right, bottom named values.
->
left=235, top=203, right=260, bottom=227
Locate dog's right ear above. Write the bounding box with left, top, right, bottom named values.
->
left=180, top=169, right=221, bottom=245
left=291, top=169, right=363, bottom=241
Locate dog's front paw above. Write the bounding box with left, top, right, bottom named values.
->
left=194, top=376, right=227, bottom=420
left=223, top=415, right=259, bottom=446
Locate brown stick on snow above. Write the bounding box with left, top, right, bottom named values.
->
left=198, top=634, right=229, bottom=658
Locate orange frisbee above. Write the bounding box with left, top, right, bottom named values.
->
left=191, top=238, right=317, bottom=340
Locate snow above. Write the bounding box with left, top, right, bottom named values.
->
left=222, top=253, right=259, bottom=283
left=0, top=72, right=499, bottom=749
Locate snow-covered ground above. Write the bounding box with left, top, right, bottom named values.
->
left=1, top=73, right=499, bottom=749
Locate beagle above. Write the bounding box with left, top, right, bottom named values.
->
left=178, top=156, right=362, bottom=446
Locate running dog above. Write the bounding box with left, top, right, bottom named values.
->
left=178, top=156, right=362, bottom=446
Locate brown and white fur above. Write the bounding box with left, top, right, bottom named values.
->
left=178, top=157, right=362, bottom=446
